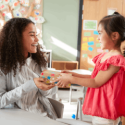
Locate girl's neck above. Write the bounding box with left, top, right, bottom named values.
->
left=108, top=47, right=121, bottom=54
left=105, top=50, right=122, bottom=57
left=100, top=48, right=122, bottom=63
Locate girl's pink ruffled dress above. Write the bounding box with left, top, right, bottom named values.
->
left=82, top=53, right=125, bottom=120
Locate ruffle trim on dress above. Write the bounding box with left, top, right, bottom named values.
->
left=92, top=53, right=103, bottom=64
left=98, top=55, right=125, bottom=71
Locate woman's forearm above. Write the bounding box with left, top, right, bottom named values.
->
left=0, top=79, right=38, bottom=108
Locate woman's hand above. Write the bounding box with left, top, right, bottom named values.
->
left=52, top=73, right=72, bottom=87
left=34, top=77, right=55, bottom=91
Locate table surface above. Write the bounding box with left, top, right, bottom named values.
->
left=0, top=108, right=68, bottom=125
left=71, top=69, right=92, bottom=75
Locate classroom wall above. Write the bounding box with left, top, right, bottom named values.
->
left=42, top=0, right=79, bottom=61
left=80, top=0, right=123, bottom=71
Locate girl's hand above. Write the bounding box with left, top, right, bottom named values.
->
left=34, top=77, right=55, bottom=91
left=61, top=70, right=74, bottom=76
left=61, top=70, right=71, bottom=73
left=53, top=73, right=72, bottom=87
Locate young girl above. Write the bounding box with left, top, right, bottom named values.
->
left=53, top=12, right=125, bottom=124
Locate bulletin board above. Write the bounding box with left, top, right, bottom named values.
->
left=80, top=0, right=123, bottom=72
left=0, top=0, right=44, bottom=39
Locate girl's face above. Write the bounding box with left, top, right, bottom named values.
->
left=22, top=23, right=39, bottom=58
left=98, top=24, right=114, bottom=50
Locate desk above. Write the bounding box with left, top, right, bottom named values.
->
left=0, top=108, right=67, bottom=125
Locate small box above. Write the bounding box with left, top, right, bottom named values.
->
left=40, top=70, right=71, bottom=87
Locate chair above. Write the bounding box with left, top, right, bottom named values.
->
left=48, top=98, right=64, bottom=118
left=75, top=97, right=83, bottom=120
left=69, top=69, right=91, bottom=104
left=56, top=87, right=92, bottom=125
left=75, top=87, right=92, bottom=122
left=69, top=84, right=84, bottom=104
left=75, top=87, right=89, bottom=120
left=56, top=72, right=92, bottom=125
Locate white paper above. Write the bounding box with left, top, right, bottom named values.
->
left=83, top=20, right=97, bottom=30
left=108, top=9, right=116, bottom=15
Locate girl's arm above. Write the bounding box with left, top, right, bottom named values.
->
left=55, top=65, right=120, bottom=88
left=72, top=72, right=91, bottom=78
left=70, top=65, right=119, bottom=88
left=62, top=70, right=91, bottom=78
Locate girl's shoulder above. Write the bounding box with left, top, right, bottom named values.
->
left=92, top=52, right=125, bottom=71
left=105, top=54, right=125, bottom=67
left=93, top=52, right=125, bottom=63
left=92, top=52, right=106, bottom=63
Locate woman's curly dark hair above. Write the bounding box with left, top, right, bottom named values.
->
left=0, top=18, right=47, bottom=76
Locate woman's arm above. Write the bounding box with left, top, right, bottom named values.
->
left=0, top=71, right=54, bottom=108
left=38, top=86, right=57, bottom=98
left=34, top=77, right=56, bottom=97
left=38, top=65, right=57, bottom=97
left=0, top=72, right=38, bottom=108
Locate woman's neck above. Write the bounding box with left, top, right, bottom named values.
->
left=24, top=52, right=30, bottom=59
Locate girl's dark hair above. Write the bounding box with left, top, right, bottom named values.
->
left=99, top=12, right=125, bottom=47
left=0, top=18, right=47, bottom=75
left=123, top=50, right=125, bottom=57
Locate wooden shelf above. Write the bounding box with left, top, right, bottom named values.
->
left=52, top=61, right=78, bottom=70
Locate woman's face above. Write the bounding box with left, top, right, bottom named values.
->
left=97, top=24, right=114, bottom=50
left=22, top=23, right=39, bottom=58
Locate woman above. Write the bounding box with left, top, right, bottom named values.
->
left=0, top=18, right=57, bottom=119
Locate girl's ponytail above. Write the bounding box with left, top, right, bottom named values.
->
left=113, top=12, right=125, bottom=42
left=113, top=12, right=120, bottom=15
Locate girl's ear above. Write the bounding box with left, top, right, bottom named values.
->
left=111, top=32, right=120, bottom=41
